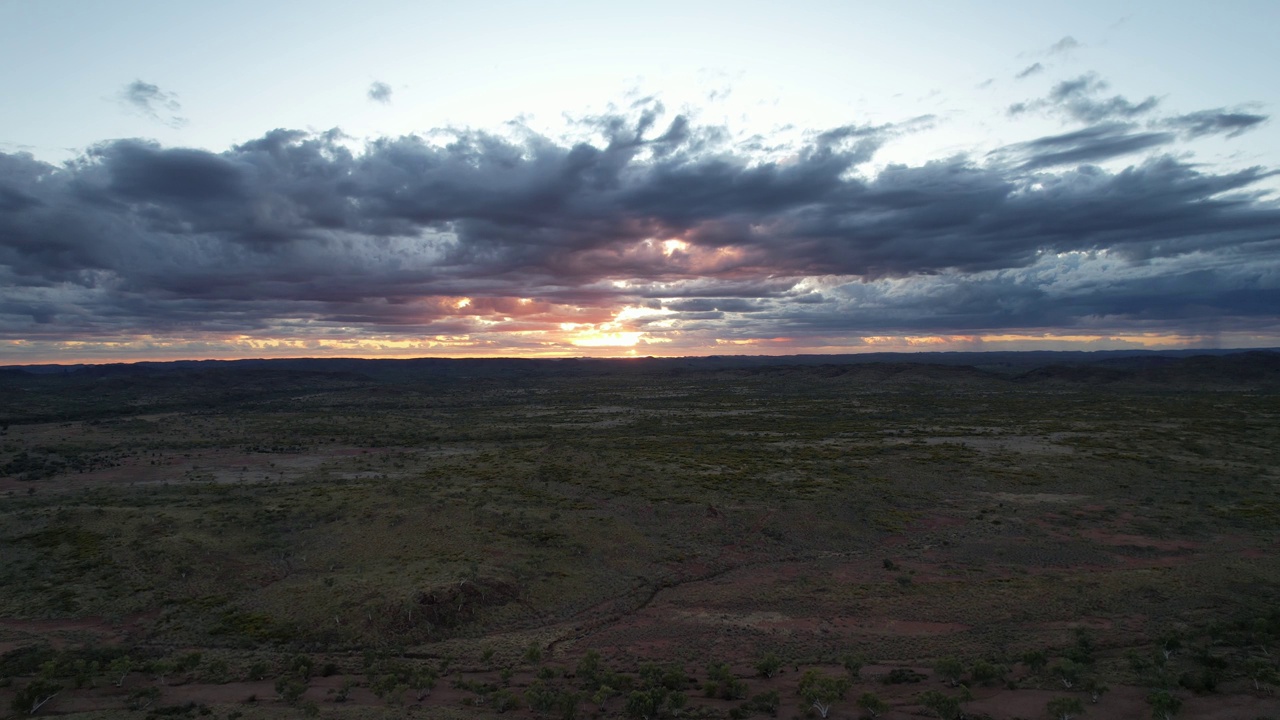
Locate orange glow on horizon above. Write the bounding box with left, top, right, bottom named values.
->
left=6, top=329, right=1277, bottom=367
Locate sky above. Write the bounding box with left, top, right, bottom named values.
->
left=1, top=0, right=1279, bottom=364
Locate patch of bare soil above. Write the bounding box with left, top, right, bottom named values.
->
left=0, top=612, right=153, bottom=651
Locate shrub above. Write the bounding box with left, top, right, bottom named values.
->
left=755, top=653, right=783, bottom=678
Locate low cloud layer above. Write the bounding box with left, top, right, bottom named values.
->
left=3, top=75, right=1278, bottom=361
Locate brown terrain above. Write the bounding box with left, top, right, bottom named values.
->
left=1, top=353, right=1278, bottom=719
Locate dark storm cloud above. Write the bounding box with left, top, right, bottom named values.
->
left=1162, top=109, right=1268, bottom=138
left=368, top=81, right=393, bottom=104
left=119, top=80, right=187, bottom=128
left=1, top=99, right=1278, bottom=342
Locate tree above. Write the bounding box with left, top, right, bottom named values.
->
left=798, top=670, right=851, bottom=719
left=126, top=686, right=160, bottom=711
left=747, top=690, right=777, bottom=716
left=177, top=652, right=203, bottom=676
left=577, top=651, right=603, bottom=688
left=592, top=685, right=614, bottom=711
left=1023, top=650, right=1049, bottom=677
left=934, top=657, right=965, bottom=687
left=492, top=689, right=520, bottom=713
left=842, top=653, right=865, bottom=678
left=1047, top=696, right=1084, bottom=720
left=412, top=667, right=437, bottom=701
left=858, top=691, right=889, bottom=718
left=1066, top=630, right=1095, bottom=665
left=556, top=689, right=582, bottom=720
left=1159, top=632, right=1182, bottom=661
left=149, top=659, right=175, bottom=686
left=917, top=690, right=961, bottom=720
left=11, top=679, right=62, bottom=715
left=526, top=679, right=558, bottom=715
left=667, top=690, right=687, bottom=717
left=203, top=657, right=229, bottom=684
left=624, top=688, right=666, bottom=720
left=970, top=659, right=1005, bottom=687
left=706, top=662, right=747, bottom=700
left=525, top=642, right=544, bottom=665
left=1051, top=659, right=1081, bottom=689
left=755, top=653, right=783, bottom=678
left=275, top=675, right=307, bottom=705
left=1147, top=689, right=1182, bottom=720
left=1244, top=657, right=1277, bottom=692
left=1081, top=676, right=1108, bottom=703
left=287, top=654, right=313, bottom=680
left=108, top=655, right=134, bottom=687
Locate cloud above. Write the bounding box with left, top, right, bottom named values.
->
left=1015, top=63, right=1044, bottom=80
left=1010, top=73, right=1159, bottom=124
left=998, top=123, right=1175, bottom=170
left=367, top=81, right=393, bottom=104
left=1048, top=36, right=1081, bottom=54
left=1162, top=109, right=1268, bottom=138
left=2, top=98, right=1278, bottom=357
left=119, top=80, right=187, bottom=128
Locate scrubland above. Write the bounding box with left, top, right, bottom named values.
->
left=1, top=354, right=1278, bottom=719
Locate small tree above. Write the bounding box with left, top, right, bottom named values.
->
left=858, top=691, right=889, bottom=718
left=577, top=651, right=603, bottom=688
left=1023, top=650, right=1049, bottom=676
left=706, top=662, right=747, bottom=700
left=624, top=688, right=665, bottom=720
left=842, top=653, right=865, bottom=678
left=288, top=654, right=313, bottom=680
left=1052, top=659, right=1081, bottom=689
left=1244, top=658, right=1277, bottom=692
left=557, top=689, right=582, bottom=720
left=917, top=690, right=961, bottom=720
left=126, top=686, right=161, bottom=711
left=1047, top=696, right=1084, bottom=720
left=492, top=688, right=520, bottom=713
left=592, top=685, right=614, bottom=711
left=934, top=657, right=965, bottom=687
left=747, top=690, right=777, bottom=716
left=1159, top=633, right=1182, bottom=661
left=108, top=656, right=134, bottom=687
left=667, top=690, right=687, bottom=717
left=1147, top=689, right=1182, bottom=720
left=1081, top=676, right=1108, bottom=703
left=275, top=675, right=307, bottom=705
left=525, top=642, right=544, bottom=665
left=798, top=670, right=851, bottom=719
left=177, top=652, right=203, bottom=676
left=755, top=653, right=783, bottom=678
left=203, top=657, right=230, bottom=684
left=526, top=680, right=558, bottom=715
left=413, top=667, right=437, bottom=700
left=970, top=659, right=1005, bottom=686
left=11, top=678, right=62, bottom=715
left=149, top=659, right=175, bottom=686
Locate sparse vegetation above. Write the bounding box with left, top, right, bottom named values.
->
left=0, top=353, right=1277, bottom=719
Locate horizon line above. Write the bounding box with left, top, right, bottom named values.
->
left=5, top=345, right=1277, bottom=370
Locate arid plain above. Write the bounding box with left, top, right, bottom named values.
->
left=2, top=353, right=1278, bottom=719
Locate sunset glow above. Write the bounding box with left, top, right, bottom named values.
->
left=2, top=2, right=1278, bottom=364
